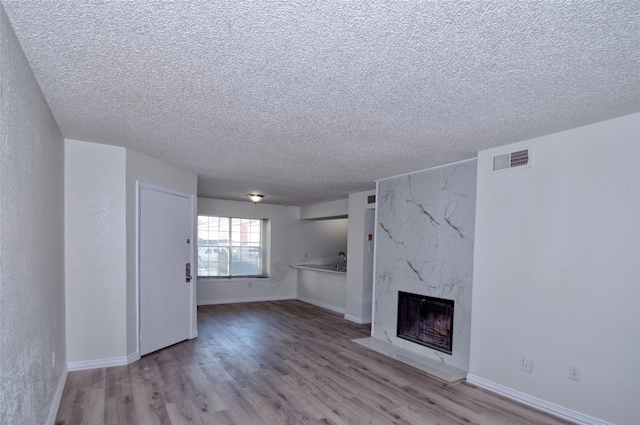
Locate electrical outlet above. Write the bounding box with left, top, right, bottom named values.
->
left=522, top=357, right=533, bottom=373
left=569, top=364, right=581, bottom=382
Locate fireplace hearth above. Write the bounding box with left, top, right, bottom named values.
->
left=397, top=291, right=454, bottom=354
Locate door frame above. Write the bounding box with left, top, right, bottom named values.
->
left=136, top=181, right=195, bottom=357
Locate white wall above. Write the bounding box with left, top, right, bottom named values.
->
left=345, top=189, right=376, bottom=323
left=470, top=113, right=640, bottom=425
left=65, top=140, right=198, bottom=365
left=297, top=269, right=347, bottom=313
left=197, top=198, right=299, bottom=304
left=0, top=5, right=66, bottom=423
left=295, top=203, right=349, bottom=312
left=125, top=150, right=198, bottom=353
left=297, top=218, right=348, bottom=265
left=299, top=198, right=348, bottom=219
left=65, top=140, right=127, bottom=363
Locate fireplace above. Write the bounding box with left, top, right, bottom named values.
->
left=397, top=291, right=454, bottom=354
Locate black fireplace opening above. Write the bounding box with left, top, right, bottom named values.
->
left=397, top=291, right=454, bottom=354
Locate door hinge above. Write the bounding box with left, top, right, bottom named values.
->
left=139, top=331, right=143, bottom=341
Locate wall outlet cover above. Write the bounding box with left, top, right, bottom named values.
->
left=569, top=364, right=581, bottom=382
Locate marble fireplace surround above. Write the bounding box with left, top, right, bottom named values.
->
left=358, top=159, right=477, bottom=382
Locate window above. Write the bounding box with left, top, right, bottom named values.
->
left=197, top=215, right=267, bottom=278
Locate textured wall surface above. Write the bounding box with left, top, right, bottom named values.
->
left=65, top=140, right=127, bottom=364
left=2, top=1, right=638, bottom=205
left=470, top=113, right=640, bottom=425
left=65, top=140, right=199, bottom=365
left=373, top=160, right=477, bottom=371
left=0, top=4, right=66, bottom=424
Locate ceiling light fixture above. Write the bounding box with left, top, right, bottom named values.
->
left=247, top=193, right=264, bottom=204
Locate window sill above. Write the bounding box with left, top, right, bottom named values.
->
left=197, top=276, right=269, bottom=281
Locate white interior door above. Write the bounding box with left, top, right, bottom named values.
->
left=139, top=185, right=192, bottom=356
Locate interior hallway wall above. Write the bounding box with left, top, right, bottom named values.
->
left=0, top=5, right=66, bottom=423
left=66, top=140, right=198, bottom=366
left=65, top=141, right=127, bottom=364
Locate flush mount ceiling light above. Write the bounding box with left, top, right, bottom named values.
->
left=247, top=193, right=264, bottom=204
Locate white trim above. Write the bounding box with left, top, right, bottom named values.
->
left=67, top=352, right=139, bottom=372
left=45, top=365, right=68, bottom=425
left=297, top=296, right=345, bottom=315
left=466, top=374, right=614, bottom=425
left=190, top=330, right=198, bottom=339
left=344, top=314, right=371, bottom=324
left=197, top=295, right=295, bottom=306
left=376, top=157, right=477, bottom=183
left=127, top=352, right=141, bottom=365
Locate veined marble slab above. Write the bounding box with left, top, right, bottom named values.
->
left=353, top=337, right=467, bottom=384
left=373, top=160, right=477, bottom=371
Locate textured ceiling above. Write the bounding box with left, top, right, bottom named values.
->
left=2, top=1, right=639, bottom=205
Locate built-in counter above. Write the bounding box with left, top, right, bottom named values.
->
left=291, top=264, right=346, bottom=314
left=290, top=264, right=346, bottom=274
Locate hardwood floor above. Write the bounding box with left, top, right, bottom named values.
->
left=55, top=300, right=573, bottom=424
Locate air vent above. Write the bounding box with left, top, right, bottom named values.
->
left=493, top=154, right=510, bottom=170
left=367, top=195, right=376, bottom=204
left=510, top=150, right=529, bottom=167
left=493, top=149, right=530, bottom=171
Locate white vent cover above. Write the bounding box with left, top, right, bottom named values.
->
left=493, top=149, right=529, bottom=171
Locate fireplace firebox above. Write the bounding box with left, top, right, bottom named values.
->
left=397, top=291, right=454, bottom=354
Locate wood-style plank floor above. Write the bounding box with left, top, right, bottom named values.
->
left=55, top=300, right=573, bottom=424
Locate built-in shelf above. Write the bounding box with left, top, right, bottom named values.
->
left=290, top=264, right=346, bottom=275
left=353, top=337, right=467, bottom=384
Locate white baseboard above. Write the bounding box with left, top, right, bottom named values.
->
left=126, top=352, right=140, bottom=365
left=297, top=296, right=345, bottom=315
left=67, top=352, right=139, bottom=371
left=197, top=295, right=295, bottom=306
left=466, top=374, right=614, bottom=425
left=46, top=364, right=68, bottom=425
left=344, top=314, right=372, bottom=324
